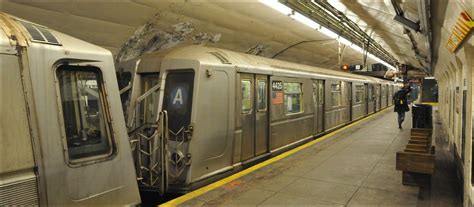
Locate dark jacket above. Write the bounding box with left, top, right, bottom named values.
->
left=393, top=88, right=411, bottom=113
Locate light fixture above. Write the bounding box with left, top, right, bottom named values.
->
left=259, top=0, right=397, bottom=70
left=318, top=27, right=338, bottom=39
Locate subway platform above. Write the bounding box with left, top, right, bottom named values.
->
left=162, top=106, right=461, bottom=207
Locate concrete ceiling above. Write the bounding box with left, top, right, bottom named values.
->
left=0, top=0, right=463, bottom=75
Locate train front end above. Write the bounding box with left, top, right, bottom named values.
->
left=121, top=51, right=200, bottom=194
left=0, top=13, right=140, bottom=205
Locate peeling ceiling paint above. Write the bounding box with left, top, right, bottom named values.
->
left=116, top=13, right=221, bottom=62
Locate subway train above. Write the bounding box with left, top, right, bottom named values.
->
left=117, top=45, right=399, bottom=194
left=1, top=12, right=398, bottom=205
left=1, top=13, right=141, bottom=205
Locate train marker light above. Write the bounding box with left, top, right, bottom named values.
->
left=341, top=64, right=349, bottom=71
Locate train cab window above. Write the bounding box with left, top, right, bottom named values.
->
left=257, top=80, right=267, bottom=111
left=57, top=66, right=113, bottom=161
left=284, top=82, right=303, bottom=114
left=331, top=83, right=342, bottom=107
left=163, top=71, right=194, bottom=133
left=242, top=80, right=252, bottom=113
left=355, top=85, right=364, bottom=103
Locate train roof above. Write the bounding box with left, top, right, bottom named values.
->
left=138, top=45, right=394, bottom=84
left=0, top=13, right=111, bottom=58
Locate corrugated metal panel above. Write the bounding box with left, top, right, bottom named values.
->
left=18, top=20, right=61, bottom=46
left=19, top=21, right=45, bottom=42
left=36, top=26, right=59, bottom=44
left=0, top=176, right=39, bottom=206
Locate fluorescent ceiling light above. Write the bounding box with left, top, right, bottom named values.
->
left=318, top=27, right=338, bottom=39
left=259, top=0, right=397, bottom=70
left=338, top=36, right=352, bottom=46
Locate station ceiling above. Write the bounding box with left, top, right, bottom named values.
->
left=1, top=0, right=470, bottom=78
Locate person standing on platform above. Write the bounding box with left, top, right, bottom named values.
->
left=393, top=85, right=412, bottom=129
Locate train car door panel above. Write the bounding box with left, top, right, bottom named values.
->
left=346, top=82, right=352, bottom=122
left=367, top=84, right=375, bottom=114
left=239, top=73, right=269, bottom=161
left=375, top=84, right=381, bottom=111
left=317, top=80, right=324, bottom=132
left=325, top=80, right=347, bottom=130
left=352, top=83, right=365, bottom=120
left=54, top=64, right=139, bottom=204
left=240, top=74, right=255, bottom=161
left=312, top=80, right=324, bottom=134
left=255, top=75, right=269, bottom=156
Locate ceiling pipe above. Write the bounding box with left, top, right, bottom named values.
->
left=416, top=0, right=433, bottom=74
left=283, top=0, right=398, bottom=68
left=391, top=0, right=430, bottom=75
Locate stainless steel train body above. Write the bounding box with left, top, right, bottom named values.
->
left=117, top=45, right=397, bottom=194
left=0, top=13, right=140, bottom=205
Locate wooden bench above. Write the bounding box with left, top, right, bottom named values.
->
left=396, top=128, right=435, bottom=186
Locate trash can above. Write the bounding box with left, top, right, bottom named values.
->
left=412, top=104, right=433, bottom=128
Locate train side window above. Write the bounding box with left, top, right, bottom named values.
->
left=57, top=66, right=114, bottom=162
left=331, top=83, right=342, bottom=107
left=257, top=80, right=267, bottom=111
left=242, top=80, right=252, bottom=113
left=284, top=82, right=303, bottom=114
left=355, top=85, right=364, bottom=103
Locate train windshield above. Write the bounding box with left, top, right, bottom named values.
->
left=162, top=70, right=194, bottom=133
left=57, top=65, right=113, bottom=161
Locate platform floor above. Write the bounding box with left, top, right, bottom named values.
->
left=169, top=107, right=461, bottom=207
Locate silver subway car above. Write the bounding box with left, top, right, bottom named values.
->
left=117, top=45, right=396, bottom=194
left=1, top=13, right=140, bottom=205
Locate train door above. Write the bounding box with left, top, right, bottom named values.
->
left=375, top=84, right=381, bottom=111
left=240, top=74, right=269, bottom=161
left=312, top=79, right=325, bottom=133
left=380, top=85, right=387, bottom=108
left=346, top=82, right=352, bottom=122
left=255, top=75, right=269, bottom=156
left=366, top=84, right=372, bottom=114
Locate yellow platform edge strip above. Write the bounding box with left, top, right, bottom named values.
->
left=160, top=106, right=392, bottom=207
left=420, top=102, right=439, bottom=106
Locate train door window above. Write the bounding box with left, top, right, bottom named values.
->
left=257, top=80, right=267, bottom=111
left=284, top=82, right=303, bottom=114
left=57, top=66, right=114, bottom=161
left=318, top=81, right=324, bottom=104
left=242, top=80, right=252, bottom=113
left=355, top=85, right=363, bottom=103
left=331, top=83, right=342, bottom=107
